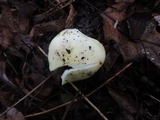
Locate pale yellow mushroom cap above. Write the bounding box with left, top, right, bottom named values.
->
left=48, top=29, right=106, bottom=85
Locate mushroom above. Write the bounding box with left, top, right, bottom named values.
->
left=48, top=29, right=106, bottom=85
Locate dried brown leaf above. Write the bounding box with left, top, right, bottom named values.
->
left=108, top=88, right=137, bottom=115
left=16, top=2, right=37, bottom=34
left=140, top=20, right=160, bottom=68
left=22, top=72, right=53, bottom=99
left=0, top=5, right=31, bottom=57
left=0, top=5, right=15, bottom=49
left=102, top=8, right=160, bottom=68
left=104, top=45, right=120, bottom=71
left=102, top=14, right=140, bottom=62
left=33, top=8, right=54, bottom=23
left=29, top=18, right=66, bottom=38
left=103, top=0, right=134, bottom=22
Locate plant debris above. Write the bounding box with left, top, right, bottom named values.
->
left=0, top=0, right=160, bottom=120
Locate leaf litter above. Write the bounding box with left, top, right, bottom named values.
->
left=0, top=0, right=160, bottom=120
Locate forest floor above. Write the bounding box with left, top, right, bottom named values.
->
left=0, top=0, right=160, bottom=120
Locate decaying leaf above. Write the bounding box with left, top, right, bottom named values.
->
left=103, top=0, right=135, bottom=22
left=0, top=108, right=25, bottom=120
left=102, top=13, right=140, bottom=62
left=0, top=4, right=31, bottom=58
left=0, top=0, right=160, bottom=119
left=102, top=8, right=160, bottom=68
left=29, top=18, right=66, bottom=38
left=108, top=88, right=136, bottom=115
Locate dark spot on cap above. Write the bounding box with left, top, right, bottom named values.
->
left=66, top=49, right=71, bottom=54
left=81, top=57, right=85, bottom=60
left=70, top=73, right=73, bottom=76
left=81, top=52, right=84, bottom=54
left=87, top=72, right=92, bottom=76
left=62, top=58, right=65, bottom=63
left=56, top=52, right=60, bottom=56
left=89, top=46, right=92, bottom=50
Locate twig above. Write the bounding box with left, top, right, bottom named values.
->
left=25, top=62, right=132, bottom=118
left=25, top=99, right=78, bottom=118
left=36, top=45, right=48, bottom=57
left=62, top=87, right=79, bottom=120
left=86, top=62, right=133, bottom=97
left=3, top=52, right=18, bottom=75
left=0, top=74, right=52, bottom=117
left=148, top=94, right=160, bottom=103
left=69, top=82, right=108, bottom=120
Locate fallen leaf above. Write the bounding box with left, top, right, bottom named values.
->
left=108, top=88, right=137, bottom=115
left=0, top=5, right=31, bottom=58
left=0, top=108, right=25, bottom=120
left=103, top=0, right=135, bottom=22
left=102, top=13, right=140, bottom=62
left=21, top=71, right=53, bottom=100
left=102, top=9, right=160, bottom=68
left=16, top=1, right=37, bottom=34
left=29, top=18, right=66, bottom=38
left=118, top=12, right=151, bottom=40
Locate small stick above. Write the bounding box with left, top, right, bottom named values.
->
left=69, top=82, right=109, bottom=120
left=86, top=62, right=133, bottom=97
left=36, top=45, right=48, bottom=57
left=25, top=62, right=132, bottom=118
left=25, top=99, right=78, bottom=118
left=0, top=74, right=52, bottom=117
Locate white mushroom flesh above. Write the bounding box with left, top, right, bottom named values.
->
left=48, top=29, right=106, bottom=85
